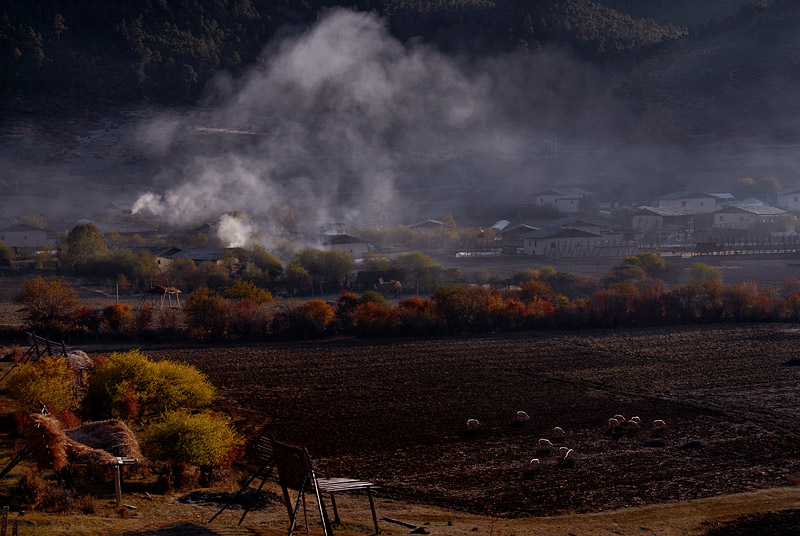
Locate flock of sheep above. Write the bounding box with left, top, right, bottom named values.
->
left=466, top=411, right=667, bottom=475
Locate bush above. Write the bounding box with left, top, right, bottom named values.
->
left=13, top=276, right=82, bottom=332
left=359, top=290, right=389, bottom=307
left=7, top=356, right=77, bottom=413
left=354, top=302, right=400, bottom=337
left=101, top=302, right=133, bottom=333
left=87, top=350, right=215, bottom=419
left=143, top=411, right=242, bottom=469
left=295, top=300, right=335, bottom=337
left=690, top=262, right=723, bottom=282
left=225, top=280, right=272, bottom=304
left=183, top=287, right=230, bottom=339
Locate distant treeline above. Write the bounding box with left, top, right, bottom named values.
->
left=1, top=0, right=687, bottom=109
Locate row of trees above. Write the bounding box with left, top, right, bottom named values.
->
left=14, top=269, right=800, bottom=342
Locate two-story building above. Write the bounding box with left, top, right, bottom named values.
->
left=713, top=204, right=790, bottom=230
left=0, top=223, right=48, bottom=249
left=656, top=191, right=719, bottom=214
left=532, top=188, right=593, bottom=214
left=776, top=185, right=800, bottom=212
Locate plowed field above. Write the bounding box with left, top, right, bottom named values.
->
left=146, top=325, right=800, bottom=517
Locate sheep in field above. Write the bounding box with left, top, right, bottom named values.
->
left=536, top=438, right=554, bottom=455
left=552, top=426, right=566, bottom=442
left=466, top=419, right=480, bottom=430
left=522, top=458, right=541, bottom=479
left=558, top=448, right=576, bottom=468
left=512, top=410, right=530, bottom=427
left=614, top=414, right=626, bottom=424
left=626, top=419, right=640, bottom=436
left=652, top=419, right=667, bottom=436
left=629, top=416, right=642, bottom=425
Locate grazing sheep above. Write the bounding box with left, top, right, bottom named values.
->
left=558, top=448, right=576, bottom=468
left=629, top=416, right=641, bottom=425
left=516, top=411, right=530, bottom=422
left=614, top=414, right=626, bottom=424
left=466, top=419, right=480, bottom=430
left=558, top=446, right=570, bottom=457
left=536, top=438, right=553, bottom=455
left=626, top=420, right=640, bottom=436
left=553, top=426, right=566, bottom=439
left=522, top=458, right=541, bottom=479
left=652, top=419, right=666, bottom=436
left=607, top=417, right=620, bottom=434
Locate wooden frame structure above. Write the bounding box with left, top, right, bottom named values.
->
left=210, top=434, right=380, bottom=535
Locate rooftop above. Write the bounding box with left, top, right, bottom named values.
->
left=634, top=207, right=698, bottom=217
left=522, top=227, right=602, bottom=240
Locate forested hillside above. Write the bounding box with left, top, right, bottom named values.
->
left=618, top=0, right=800, bottom=137
left=0, top=0, right=684, bottom=112
left=596, top=0, right=756, bottom=26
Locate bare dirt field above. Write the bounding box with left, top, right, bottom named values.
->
left=141, top=324, right=800, bottom=519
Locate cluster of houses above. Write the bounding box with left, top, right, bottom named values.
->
left=3, top=186, right=800, bottom=265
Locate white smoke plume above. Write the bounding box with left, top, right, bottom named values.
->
left=131, top=9, right=627, bottom=229
left=216, top=213, right=256, bottom=248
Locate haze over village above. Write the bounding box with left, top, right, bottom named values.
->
left=2, top=2, right=800, bottom=536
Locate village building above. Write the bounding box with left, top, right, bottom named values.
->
left=532, top=188, right=593, bottom=214
left=0, top=223, right=48, bottom=249
left=158, top=247, right=229, bottom=269
left=498, top=223, right=538, bottom=249
left=86, top=220, right=159, bottom=238
left=631, top=207, right=696, bottom=233
left=712, top=204, right=790, bottom=231
left=776, top=185, right=800, bottom=212
left=408, top=219, right=443, bottom=233
left=320, top=234, right=371, bottom=258
left=521, top=227, right=605, bottom=257
left=656, top=191, right=719, bottom=214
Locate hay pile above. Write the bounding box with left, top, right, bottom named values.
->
left=25, top=415, right=141, bottom=470
left=65, top=420, right=142, bottom=459
left=65, top=350, right=93, bottom=370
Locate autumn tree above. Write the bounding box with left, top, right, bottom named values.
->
left=13, top=276, right=82, bottom=331
left=59, top=223, right=108, bottom=273
left=182, top=287, right=230, bottom=339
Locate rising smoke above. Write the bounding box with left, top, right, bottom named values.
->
left=131, top=8, right=624, bottom=243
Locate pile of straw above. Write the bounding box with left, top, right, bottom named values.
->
left=25, top=415, right=141, bottom=470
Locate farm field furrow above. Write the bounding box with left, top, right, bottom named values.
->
left=145, top=324, right=800, bottom=516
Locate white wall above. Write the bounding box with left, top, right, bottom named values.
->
left=523, top=236, right=603, bottom=256
left=777, top=193, right=800, bottom=211
left=658, top=198, right=716, bottom=213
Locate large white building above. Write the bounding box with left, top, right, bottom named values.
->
left=656, top=191, right=719, bottom=214
left=631, top=207, right=696, bottom=233
left=776, top=185, right=800, bottom=211
left=532, top=188, right=593, bottom=214
left=522, top=227, right=605, bottom=257
left=713, top=204, right=790, bottom=230
left=0, top=223, right=47, bottom=249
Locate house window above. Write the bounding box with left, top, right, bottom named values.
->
left=795, top=196, right=798, bottom=202
left=551, top=242, right=556, bottom=248
left=682, top=201, right=687, bottom=207
left=700, top=202, right=704, bottom=206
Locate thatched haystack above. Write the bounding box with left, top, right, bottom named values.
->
left=65, top=420, right=142, bottom=459
left=65, top=350, right=93, bottom=370
left=25, top=415, right=141, bottom=471
left=25, top=414, right=68, bottom=471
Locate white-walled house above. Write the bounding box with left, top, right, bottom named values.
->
left=321, top=234, right=370, bottom=258
left=521, top=227, right=605, bottom=257
left=656, top=191, right=718, bottom=214
left=533, top=188, right=593, bottom=214
left=776, top=185, right=800, bottom=211
left=713, top=204, right=790, bottom=230
left=0, top=223, right=47, bottom=249
left=632, top=207, right=696, bottom=232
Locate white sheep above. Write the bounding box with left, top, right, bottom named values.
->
left=466, top=418, right=480, bottom=430
left=614, top=414, right=626, bottom=424
left=536, top=438, right=554, bottom=454
left=629, top=416, right=641, bottom=425
left=626, top=420, right=640, bottom=436
left=653, top=419, right=666, bottom=430
left=553, top=426, right=566, bottom=438
left=515, top=411, right=530, bottom=422
left=559, top=448, right=576, bottom=467
left=528, top=458, right=540, bottom=471
left=558, top=446, right=570, bottom=457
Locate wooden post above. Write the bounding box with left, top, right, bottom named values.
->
left=367, top=488, right=379, bottom=535
left=10, top=520, right=16, bottom=536
left=2, top=505, right=8, bottom=536
left=61, top=341, right=68, bottom=357
left=113, top=462, right=122, bottom=507
left=45, top=337, right=52, bottom=357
